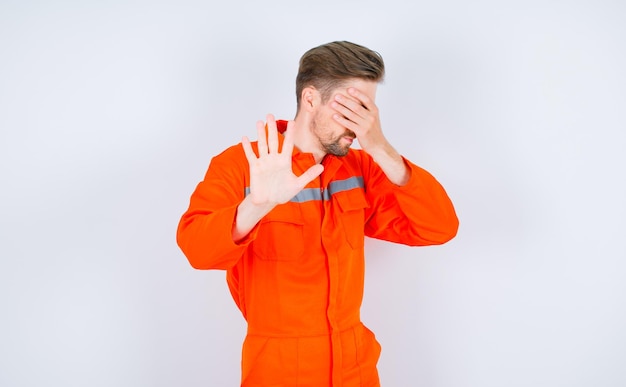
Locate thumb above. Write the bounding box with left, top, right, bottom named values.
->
left=296, top=164, right=324, bottom=188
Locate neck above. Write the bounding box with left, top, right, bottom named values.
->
left=291, top=114, right=326, bottom=164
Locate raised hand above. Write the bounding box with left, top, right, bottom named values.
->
left=242, top=114, right=324, bottom=207
left=330, top=87, right=386, bottom=154
left=331, top=87, right=410, bottom=186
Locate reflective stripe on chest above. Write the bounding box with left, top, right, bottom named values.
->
left=244, top=176, right=365, bottom=203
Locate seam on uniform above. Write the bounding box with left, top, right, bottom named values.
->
left=352, top=326, right=363, bottom=385
left=295, top=337, right=299, bottom=386
left=241, top=336, right=271, bottom=386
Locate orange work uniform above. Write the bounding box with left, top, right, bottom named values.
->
left=177, top=121, right=458, bottom=386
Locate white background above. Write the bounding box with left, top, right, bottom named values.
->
left=1, top=0, right=625, bottom=386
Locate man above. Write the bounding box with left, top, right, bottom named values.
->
left=177, top=41, right=458, bottom=387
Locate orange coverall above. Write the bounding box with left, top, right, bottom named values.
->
left=177, top=120, right=458, bottom=386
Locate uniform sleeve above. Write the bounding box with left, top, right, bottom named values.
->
left=176, top=145, right=259, bottom=270
left=362, top=153, right=459, bottom=246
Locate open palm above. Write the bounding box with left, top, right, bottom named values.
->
left=242, top=115, right=324, bottom=206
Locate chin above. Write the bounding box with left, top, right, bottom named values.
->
left=328, top=145, right=350, bottom=157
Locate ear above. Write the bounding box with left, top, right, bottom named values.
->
left=301, top=86, right=320, bottom=112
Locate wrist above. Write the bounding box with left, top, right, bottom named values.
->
left=368, top=143, right=411, bottom=186
left=241, top=195, right=276, bottom=218
left=367, top=141, right=399, bottom=163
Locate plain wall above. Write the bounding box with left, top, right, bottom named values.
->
left=1, top=0, right=625, bottom=386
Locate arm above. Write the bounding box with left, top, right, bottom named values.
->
left=176, top=145, right=253, bottom=270
left=177, top=115, right=323, bottom=269
left=332, top=87, right=458, bottom=245
left=360, top=151, right=459, bottom=245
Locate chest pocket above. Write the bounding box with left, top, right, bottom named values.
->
left=253, top=203, right=305, bottom=261
left=335, top=189, right=370, bottom=249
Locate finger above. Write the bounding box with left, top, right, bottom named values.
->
left=347, top=87, right=374, bottom=110
left=281, top=120, right=295, bottom=155
left=332, top=113, right=360, bottom=134
left=266, top=113, right=279, bottom=153
left=241, top=136, right=258, bottom=162
left=296, top=164, right=324, bottom=188
left=331, top=97, right=362, bottom=123
left=256, top=120, right=268, bottom=156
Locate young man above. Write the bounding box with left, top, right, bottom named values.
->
left=177, top=41, right=458, bottom=387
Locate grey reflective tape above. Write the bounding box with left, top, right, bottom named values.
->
left=291, top=188, right=322, bottom=203
left=243, top=176, right=364, bottom=203
left=243, top=187, right=322, bottom=202
left=323, top=188, right=331, bottom=201
left=327, top=176, right=364, bottom=196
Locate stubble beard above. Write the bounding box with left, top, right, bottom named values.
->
left=312, top=115, right=355, bottom=157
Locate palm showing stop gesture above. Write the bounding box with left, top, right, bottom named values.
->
left=242, top=114, right=324, bottom=207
